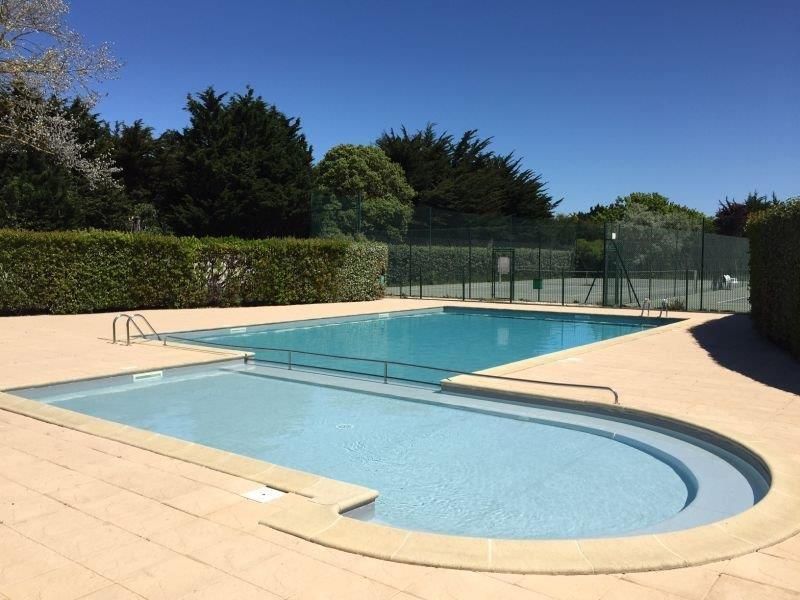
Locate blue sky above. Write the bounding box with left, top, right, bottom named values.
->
left=71, top=0, right=798, bottom=214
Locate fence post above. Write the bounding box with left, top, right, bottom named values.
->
left=510, top=251, right=515, bottom=303
left=699, top=220, right=706, bottom=311
left=648, top=270, right=652, bottom=300
left=537, top=235, right=542, bottom=302
left=419, top=265, right=423, bottom=299
left=561, top=271, right=565, bottom=306
left=467, top=227, right=472, bottom=299
left=407, top=239, right=412, bottom=296
left=685, top=269, right=689, bottom=309
left=462, top=267, right=466, bottom=301
left=602, top=223, right=609, bottom=306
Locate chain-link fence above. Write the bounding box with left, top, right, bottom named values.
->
left=311, top=197, right=751, bottom=313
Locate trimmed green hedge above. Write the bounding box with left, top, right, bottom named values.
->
left=0, top=230, right=387, bottom=315
left=387, top=244, right=574, bottom=286
left=747, top=199, right=800, bottom=358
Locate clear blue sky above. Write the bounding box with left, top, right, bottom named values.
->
left=71, top=0, right=798, bottom=215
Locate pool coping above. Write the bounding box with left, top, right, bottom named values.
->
left=1, top=306, right=799, bottom=574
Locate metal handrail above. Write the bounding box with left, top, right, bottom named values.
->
left=112, top=313, right=163, bottom=346
left=125, top=318, right=148, bottom=346
left=132, top=313, right=162, bottom=341
left=164, top=334, right=620, bottom=404
left=112, top=313, right=133, bottom=344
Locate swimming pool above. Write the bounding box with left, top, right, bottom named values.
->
left=169, top=307, right=675, bottom=382
left=14, top=361, right=768, bottom=540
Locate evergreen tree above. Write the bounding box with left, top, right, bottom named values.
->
left=157, top=87, right=314, bottom=238
left=377, top=124, right=559, bottom=220
left=0, top=96, right=128, bottom=230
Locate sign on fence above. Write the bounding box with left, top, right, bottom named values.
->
left=497, top=256, right=510, bottom=275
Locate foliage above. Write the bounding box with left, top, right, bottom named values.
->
left=579, top=192, right=708, bottom=229
left=386, top=244, right=574, bottom=287
left=0, top=229, right=386, bottom=315
left=714, top=191, right=781, bottom=237
left=665, top=298, right=686, bottom=311
left=156, top=87, right=314, bottom=238
left=0, top=0, right=120, bottom=186
left=0, top=97, right=130, bottom=230
left=574, top=238, right=604, bottom=271
left=377, top=124, right=560, bottom=220
left=313, top=145, right=415, bottom=241
left=747, top=198, right=800, bottom=358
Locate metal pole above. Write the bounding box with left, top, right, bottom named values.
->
left=699, top=219, right=706, bottom=311
left=419, top=265, right=423, bottom=299
left=407, top=238, right=412, bottom=296
left=602, top=223, right=609, bottom=306
left=383, top=361, right=388, bottom=383
left=537, top=234, right=542, bottom=302
left=462, top=267, right=466, bottom=301
left=685, top=269, right=689, bottom=309
left=467, top=228, right=472, bottom=299
left=561, top=271, right=565, bottom=305
left=510, top=251, right=515, bottom=303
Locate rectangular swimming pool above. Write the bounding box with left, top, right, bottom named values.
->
left=168, top=307, right=674, bottom=382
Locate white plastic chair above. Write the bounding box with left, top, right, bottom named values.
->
left=722, top=274, right=739, bottom=289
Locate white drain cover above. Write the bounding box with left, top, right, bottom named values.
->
left=241, top=486, right=285, bottom=503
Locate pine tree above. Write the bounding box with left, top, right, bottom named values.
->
left=157, top=87, right=314, bottom=238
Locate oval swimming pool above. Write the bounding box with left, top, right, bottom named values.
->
left=15, top=362, right=769, bottom=539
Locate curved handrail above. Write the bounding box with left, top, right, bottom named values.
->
left=125, top=318, right=148, bottom=346
left=163, top=334, right=620, bottom=404
left=112, top=313, right=133, bottom=344
left=112, top=313, right=162, bottom=345
left=132, top=313, right=161, bottom=341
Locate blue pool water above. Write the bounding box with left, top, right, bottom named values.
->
left=18, top=363, right=766, bottom=539
left=174, top=308, right=668, bottom=382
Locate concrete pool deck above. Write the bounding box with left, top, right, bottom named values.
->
left=1, top=299, right=800, bottom=598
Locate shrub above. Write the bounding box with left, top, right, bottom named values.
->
left=747, top=199, right=800, bottom=358
left=0, top=229, right=386, bottom=315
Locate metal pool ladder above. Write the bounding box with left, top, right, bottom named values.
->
left=640, top=298, right=669, bottom=318
left=112, top=313, right=163, bottom=346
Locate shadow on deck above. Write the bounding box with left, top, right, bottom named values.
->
left=689, top=314, right=800, bottom=396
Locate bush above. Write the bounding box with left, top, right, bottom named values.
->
left=747, top=199, right=800, bottom=358
left=0, top=230, right=387, bottom=315
left=386, top=244, right=574, bottom=286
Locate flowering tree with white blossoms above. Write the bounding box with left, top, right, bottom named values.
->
left=0, top=0, right=120, bottom=186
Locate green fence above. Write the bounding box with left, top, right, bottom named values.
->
left=312, top=199, right=751, bottom=313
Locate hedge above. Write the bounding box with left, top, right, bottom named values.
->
left=747, top=199, right=800, bottom=358
left=0, top=230, right=387, bottom=315
left=387, top=244, right=574, bottom=286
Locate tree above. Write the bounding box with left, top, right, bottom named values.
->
left=0, top=0, right=120, bottom=186
left=0, top=96, right=129, bottom=230
left=111, top=120, right=162, bottom=231
left=157, top=87, right=314, bottom=238
left=377, top=124, right=559, bottom=221
left=579, top=192, right=709, bottom=230
left=714, top=191, right=780, bottom=237
left=313, top=144, right=414, bottom=241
